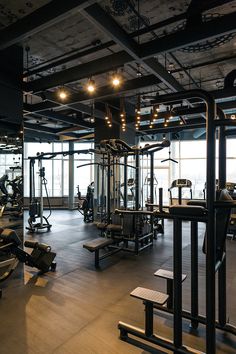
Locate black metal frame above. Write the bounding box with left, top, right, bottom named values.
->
left=118, top=89, right=236, bottom=354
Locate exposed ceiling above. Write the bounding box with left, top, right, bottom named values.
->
left=0, top=0, right=235, bottom=142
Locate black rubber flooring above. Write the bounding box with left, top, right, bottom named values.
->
left=0, top=210, right=235, bottom=353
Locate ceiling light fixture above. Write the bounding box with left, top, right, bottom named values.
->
left=58, top=87, right=68, bottom=100
left=86, top=78, right=96, bottom=93
left=111, top=73, right=121, bottom=87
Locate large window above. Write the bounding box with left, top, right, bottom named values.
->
left=24, top=142, right=94, bottom=197
left=140, top=138, right=236, bottom=203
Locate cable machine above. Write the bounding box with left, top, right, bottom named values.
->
left=27, top=149, right=92, bottom=233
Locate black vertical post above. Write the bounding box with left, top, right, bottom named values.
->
left=190, top=221, right=199, bottom=329
left=150, top=153, right=154, bottom=207
left=124, top=155, right=127, bottom=209
left=29, top=159, right=35, bottom=202
left=218, top=108, right=227, bottom=326
left=107, top=153, right=111, bottom=222
left=150, top=153, right=154, bottom=242
left=159, top=188, right=163, bottom=212
left=178, top=187, right=182, bottom=204
left=206, top=95, right=216, bottom=354
left=135, top=151, right=140, bottom=210
left=173, top=217, right=182, bottom=349
left=145, top=302, right=153, bottom=337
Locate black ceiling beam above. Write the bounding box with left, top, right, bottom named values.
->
left=24, top=122, right=58, bottom=135
left=0, top=0, right=96, bottom=50
left=24, top=41, right=114, bottom=78
left=24, top=129, right=58, bottom=141
left=32, top=110, right=94, bottom=128
left=172, top=54, right=236, bottom=73
left=24, top=101, right=61, bottom=113
left=82, top=3, right=183, bottom=92
left=187, top=0, right=234, bottom=15
left=49, top=74, right=161, bottom=103
left=140, top=118, right=205, bottom=133
left=25, top=51, right=131, bottom=93
left=141, top=11, right=236, bottom=58
left=141, top=100, right=236, bottom=122
left=0, top=121, right=21, bottom=133
left=24, top=11, right=236, bottom=94
left=23, top=1, right=233, bottom=78
left=24, top=101, right=104, bottom=120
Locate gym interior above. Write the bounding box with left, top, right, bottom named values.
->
left=0, top=1, right=236, bottom=353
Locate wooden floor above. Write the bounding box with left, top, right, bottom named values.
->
left=0, top=210, right=236, bottom=354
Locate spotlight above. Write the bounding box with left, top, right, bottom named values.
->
left=120, top=113, right=124, bottom=118
left=149, top=124, right=153, bottom=129
left=87, top=79, right=96, bottom=93
left=58, top=88, right=68, bottom=100
left=105, top=116, right=109, bottom=120
left=180, top=120, right=183, bottom=125
left=231, top=114, right=236, bottom=120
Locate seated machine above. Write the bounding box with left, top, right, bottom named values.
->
left=0, top=228, right=56, bottom=297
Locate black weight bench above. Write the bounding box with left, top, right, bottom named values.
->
left=83, top=237, right=121, bottom=268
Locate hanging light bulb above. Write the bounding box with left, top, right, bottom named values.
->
left=86, top=78, right=96, bottom=93
left=111, top=72, right=122, bottom=87
left=58, top=87, right=68, bottom=100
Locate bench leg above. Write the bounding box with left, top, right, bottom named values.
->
left=95, top=250, right=99, bottom=268
left=145, top=301, right=153, bottom=337
left=167, top=279, right=173, bottom=309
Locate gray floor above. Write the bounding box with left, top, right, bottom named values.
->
left=0, top=210, right=236, bottom=354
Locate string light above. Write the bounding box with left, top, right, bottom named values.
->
left=105, top=104, right=112, bottom=128
left=120, top=98, right=126, bottom=132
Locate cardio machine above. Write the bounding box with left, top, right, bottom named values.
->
left=169, top=179, right=192, bottom=205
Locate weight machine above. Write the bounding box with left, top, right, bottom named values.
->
left=0, top=227, right=56, bottom=298
left=117, top=89, right=236, bottom=354
left=83, top=138, right=170, bottom=261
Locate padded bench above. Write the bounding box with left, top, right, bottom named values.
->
left=83, top=237, right=120, bottom=268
